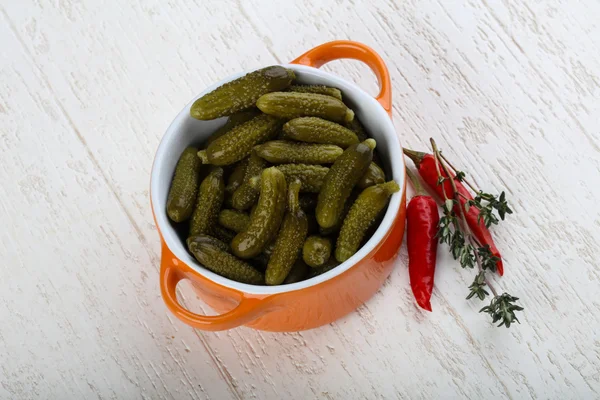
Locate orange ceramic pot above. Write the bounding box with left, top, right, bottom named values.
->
left=151, top=41, right=407, bottom=332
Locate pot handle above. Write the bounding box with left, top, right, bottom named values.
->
left=291, top=40, right=392, bottom=116
left=160, top=243, right=268, bottom=331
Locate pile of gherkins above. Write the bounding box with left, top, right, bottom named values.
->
left=166, top=66, right=399, bottom=285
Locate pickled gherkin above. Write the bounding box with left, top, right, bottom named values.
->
left=265, top=180, right=308, bottom=285
left=256, top=92, right=354, bottom=124
left=190, top=66, right=295, bottom=120
left=302, top=236, right=332, bottom=268
left=225, top=158, right=248, bottom=194
left=275, top=164, right=328, bottom=193
left=187, top=234, right=229, bottom=253
left=288, top=85, right=342, bottom=100
left=231, top=151, right=266, bottom=210
left=190, top=167, right=225, bottom=236
left=187, top=235, right=264, bottom=284
left=231, top=167, right=287, bottom=259
left=357, top=162, right=386, bottom=189
left=218, top=209, right=250, bottom=233
left=254, top=140, right=343, bottom=164
left=335, top=181, right=400, bottom=262
left=318, top=191, right=357, bottom=236
left=283, top=259, right=309, bottom=284
left=199, top=114, right=283, bottom=166
left=206, top=109, right=260, bottom=146
left=283, top=117, right=358, bottom=148
left=316, top=139, right=376, bottom=229
left=167, top=147, right=203, bottom=222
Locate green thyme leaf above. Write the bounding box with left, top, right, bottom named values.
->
left=479, top=293, right=524, bottom=328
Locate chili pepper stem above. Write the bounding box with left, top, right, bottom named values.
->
left=405, top=167, right=426, bottom=196
left=430, top=138, right=500, bottom=297
left=403, top=148, right=426, bottom=168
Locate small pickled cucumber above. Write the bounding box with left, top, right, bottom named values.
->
left=191, top=66, right=295, bottom=120
left=187, top=234, right=229, bottom=253
left=357, top=162, right=386, bottom=189
left=318, top=191, right=357, bottom=236
left=283, top=259, right=309, bottom=284
left=283, top=117, right=358, bottom=148
left=288, top=85, right=342, bottom=100
left=265, top=180, right=308, bottom=285
left=206, top=109, right=260, bottom=146
left=256, top=92, right=354, bottom=123
left=225, top=158, right=249, bottom=194
left=307, top=259, right=339, bottom=279
left=335, top=181, right=400, bottom=262
left=187, top=235, right=264, bottom=284
left=218, top=209, right=250, bottom=233
left=231, top=151, right=266, bottom=210
left=200, top=114, right=283, bottom=166
left=167, top=147, right=203, bottom=222
left=275, top=164, right=328, bottom=193
left=346, top=118, right=368, bottom=142
left=316, top=139, right=376, bottom=229
left=190, top=167, right=225, bottom=236
left=299, top=194, right=318, bottom=212
left=231, top=167, right=287, bottom=259
left=302, top=236, right=332, bottom=268
left=212, top=225, right=237, bottom=243
left=254, top=140, right=343, bottom=164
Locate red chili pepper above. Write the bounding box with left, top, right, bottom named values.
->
left=406, top=168, right=439, bottom=312
left=403, top=149, right=504, bottom=276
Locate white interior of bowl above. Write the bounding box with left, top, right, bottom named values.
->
left=151, top=64, right=404, bottom=295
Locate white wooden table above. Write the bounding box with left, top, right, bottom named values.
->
left=2, top=1, right=599, bottom=398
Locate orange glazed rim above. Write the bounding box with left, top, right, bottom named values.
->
left=150, top=41, right=405, bottom=296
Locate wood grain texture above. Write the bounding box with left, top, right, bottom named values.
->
left=1, top=0, right=599, bottom=398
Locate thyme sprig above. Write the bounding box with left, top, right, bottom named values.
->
left=430, top=138, right=523, bottom=328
